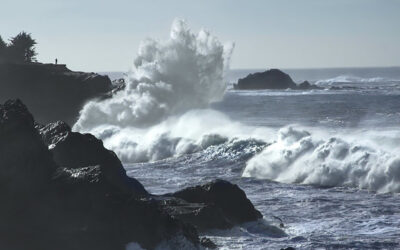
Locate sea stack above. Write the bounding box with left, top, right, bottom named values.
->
left=234, top=68, right=320, bottom=90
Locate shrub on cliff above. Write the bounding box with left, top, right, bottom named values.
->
left=0, top=32, right=37, bottom=63
left=7, top=32, right=37, bottom=63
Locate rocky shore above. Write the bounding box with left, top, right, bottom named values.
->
left=0, top=99, right=263, bottom=250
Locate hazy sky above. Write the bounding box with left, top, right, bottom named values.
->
left=1, top=0, right=399, bottom=72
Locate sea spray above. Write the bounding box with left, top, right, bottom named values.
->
left=74, top=19, right=233, bottom=131
left=73, top=19, right=240, bottom=162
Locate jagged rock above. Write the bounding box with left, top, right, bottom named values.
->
left=0, top=63, right=112, bottom=124
left=0, top=99, right=199, bottom=250
left=0, top=99, right=55, bottom=197
left=0, top=99, right=264, bottom=249
left=36, top=121, right=147, bottom=196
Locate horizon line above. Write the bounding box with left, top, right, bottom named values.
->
left=97, top=65, right=400, bottom=73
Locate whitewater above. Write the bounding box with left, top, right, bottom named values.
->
left=76, top=20, right=400, bottom=249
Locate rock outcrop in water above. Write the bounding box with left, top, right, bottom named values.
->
left=0, top=99, right=263, bottom=249
left=0, top=63, right=112, bottom=125
left=234, top=69, right=320, bottom=90
left=168, top=179, right=263, bottom=230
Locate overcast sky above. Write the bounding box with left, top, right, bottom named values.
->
left=1, top=0, right=399, bottom=72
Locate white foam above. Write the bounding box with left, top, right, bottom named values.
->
left=88, top=109, right=272, bottom=163
left=74, top=19, right=233, bottom=131
left=243, top=126, right=400, bottom=193
left=315, top=75, right=397, bottom=86
left=73, top=20, right=243, bottom=162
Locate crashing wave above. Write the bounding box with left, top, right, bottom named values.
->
left=243, top=126, right=400, bottom=193
left=73, top=20, right=238, bottom=162
left=87, top=108, right=270, bottom=163
left=74, top=19, right=233, bottom=131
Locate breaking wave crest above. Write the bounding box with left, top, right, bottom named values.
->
left=315, top=75, right=399, bottom=86
left=87, top=109, right=270, bottom=163
left=243, top=127, right=400, bottom=193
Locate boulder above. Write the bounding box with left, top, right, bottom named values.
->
left=168, top=179, right=263, bottom=230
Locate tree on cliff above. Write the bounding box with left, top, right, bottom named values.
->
left=7, top=32, right=37, bottom=63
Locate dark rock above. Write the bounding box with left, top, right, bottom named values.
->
left=297, top=80, right=320, bottom=90
left=234, top=69, right=297, bottom=90
left=200, top=237, right=217, bottom=249
left=170, top=179, right=263, bottom=228
left=0, top=99, right=56, bottom=197
left=234, top=69, right=320, bottom=90
left=0, top=99, right=264, bottom=249
left=0, top=99, right=199, bottom=250
left=36, top=121, right=147, bottom=196
left=0, top=63, right=112, bottom=125
left=156, top=196, right=233, bottom=231
left=49, top=166, right=199, bottom=250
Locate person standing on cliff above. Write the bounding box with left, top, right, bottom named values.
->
left=55, top=58, right=58, bottom=64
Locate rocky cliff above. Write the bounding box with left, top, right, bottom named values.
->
left=0, top=63, right=112, bottom=125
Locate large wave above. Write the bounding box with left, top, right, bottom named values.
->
left=74, top=19, right=233, bottom=131
left=243, top=126, right=400, bottom=193
left=73, top=19, right=241, bottom=162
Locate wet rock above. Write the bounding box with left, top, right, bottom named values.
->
left=169, top=179, right=263, bottom=229
left=200, top=237, right=217, bottom=249
left=36, top=121, right=147, bottom=196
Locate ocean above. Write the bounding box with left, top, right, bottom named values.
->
left=82, top=20, right=400, bottom=250
left=99, top=67, right=400, bottom=249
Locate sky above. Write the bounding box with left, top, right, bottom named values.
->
left=0, top=0, right=399, bottom=72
